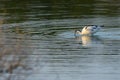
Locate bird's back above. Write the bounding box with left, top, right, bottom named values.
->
left=81, top=25, right=101, bottom=35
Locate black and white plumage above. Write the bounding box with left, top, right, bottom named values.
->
left=75, top=25, right=103, bottom=36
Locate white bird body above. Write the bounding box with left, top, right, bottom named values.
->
left=75, top=25, right=103, bottom=36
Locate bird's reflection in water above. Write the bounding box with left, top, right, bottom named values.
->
left=75, top=35, right=102, bottom=47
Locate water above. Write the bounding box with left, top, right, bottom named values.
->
left=0, top=0, right=120, bottom=80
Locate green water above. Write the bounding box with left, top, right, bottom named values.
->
left=0, top=0, right=120, bottom=80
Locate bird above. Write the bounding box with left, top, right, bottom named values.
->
left=75, top=25, right=103, bottom=36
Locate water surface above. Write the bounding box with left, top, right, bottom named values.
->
left=0, top=0, right=120, bottom=80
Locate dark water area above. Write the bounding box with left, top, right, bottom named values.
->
left=0, top=0, right=120, bottom=80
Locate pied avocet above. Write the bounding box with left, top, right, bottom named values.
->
left=75, top=25, right=104, bottom=36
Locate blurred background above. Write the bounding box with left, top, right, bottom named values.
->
left=0, top=0, right=120, bottom=80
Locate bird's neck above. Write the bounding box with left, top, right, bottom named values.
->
left=76, top=30, right=81, bottom=34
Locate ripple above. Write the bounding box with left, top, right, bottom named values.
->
left=58, top=31, right=75, bottom=39
left=58, top=28, right=120, bottom=40
left=98, top=28, right=120, bottom=40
